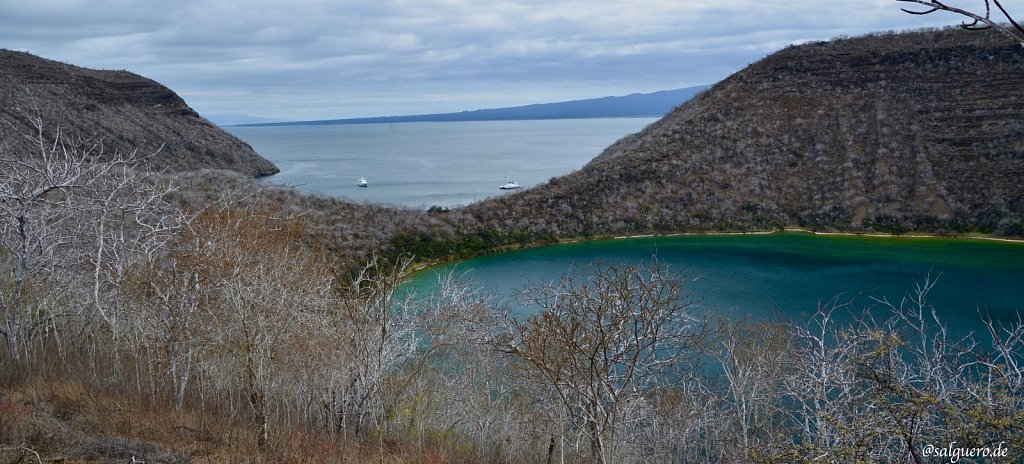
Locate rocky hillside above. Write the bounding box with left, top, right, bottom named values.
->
left=464, top=27, right=1024, bottom=238
left=0, top=50, right=278, bottom=176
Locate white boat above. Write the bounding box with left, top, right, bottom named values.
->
left=357, top=177, right=368, bottom=187
left=499, top=180, right=520, bottom=190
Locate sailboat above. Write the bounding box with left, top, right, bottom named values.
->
left=499, top=172, right=521, bottom=190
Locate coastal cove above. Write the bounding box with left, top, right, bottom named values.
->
left=227, top=117, right=657, bottom=208
left=407, top=231, right=1024, bottom=334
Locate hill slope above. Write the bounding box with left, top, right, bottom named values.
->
left=463, top=28, right=1024, bottom=238
left=241, top=86, right=708, bottom=126
left=0, top=50, right=278, bottom=176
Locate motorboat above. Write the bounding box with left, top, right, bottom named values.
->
left=499, top=180, right=520, bottom=190
left=357, top=177, right=368, bottom=187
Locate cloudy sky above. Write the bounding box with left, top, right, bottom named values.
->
left=0, top=0, right=990, bottom=122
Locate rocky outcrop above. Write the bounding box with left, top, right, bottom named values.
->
left=0, top=49, right=278, bottom=176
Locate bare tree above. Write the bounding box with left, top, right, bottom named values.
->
left=898, top=0, right=1024, bottom=44
left=778, top=298, right=878, bottom=462
left=191, top=207, right=334, bottom=450
left=124, top=205, right=236, bottom=409
left=364, top=272, right=538, bottom=462
left=502, top=262, right=705, bottom=464
left=316, top=257, right=420, bottom=441
left=127, top=246, right=208, bottom=408
left=710, top=317, right=790, bottom=461
left=0, top=112, right=165, bottom=364
left=85, top=165, right=179, bottom=343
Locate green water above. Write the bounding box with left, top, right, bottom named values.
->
left=408, top=232, right=1024, bottom=335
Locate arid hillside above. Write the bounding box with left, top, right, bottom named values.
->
left=0, top=49, right=278, bottom=176
left=464, top=27, right=1024, bottom=238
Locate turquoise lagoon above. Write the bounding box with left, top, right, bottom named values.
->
left=409, top=232, right=1024, bottom=335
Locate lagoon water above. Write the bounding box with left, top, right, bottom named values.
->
left=226, top=118, right=657, bottom=208
left=410, top=232, right=1024, bottom=334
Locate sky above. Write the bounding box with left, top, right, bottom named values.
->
left=0, top=0, right=999, bottom=122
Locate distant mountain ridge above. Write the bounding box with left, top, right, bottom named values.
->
left=237, top=86, right=709, bottom=127
left=208, top=113, right=287, bottom=126
left=0, top=49, right=279, bottom=176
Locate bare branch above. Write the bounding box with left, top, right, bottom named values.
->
left=897, top=0, right=1024, bottom=45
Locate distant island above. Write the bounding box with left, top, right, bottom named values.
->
left=234, top=85, right=709, bottom=127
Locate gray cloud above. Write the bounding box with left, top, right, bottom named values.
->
left=0, top=0, right=981, bottom=120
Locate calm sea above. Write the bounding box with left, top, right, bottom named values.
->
left=226, top=118, right=657, bottom=208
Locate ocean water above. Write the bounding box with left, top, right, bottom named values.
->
left=226, top=118, right=657, bottom=208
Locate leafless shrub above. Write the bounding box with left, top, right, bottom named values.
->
left=0, top=112, right=176, bottom=367
left=501, top=262, right=706, bottom=464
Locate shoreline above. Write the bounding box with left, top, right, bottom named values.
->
left=405, top=227, right=1024, bottom=278
left=615, top=228, right=1024, bottom=244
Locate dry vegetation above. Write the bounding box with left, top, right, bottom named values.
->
left=0, top=127, right=1021, bottom=461
left=3, top=25, right=1024, bottom=463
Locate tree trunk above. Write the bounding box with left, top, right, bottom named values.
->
left=588, top=416, right=605, bottom=464
left=249, top=390, right=269, bottom=451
